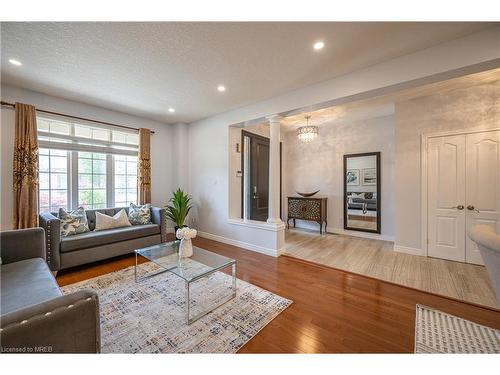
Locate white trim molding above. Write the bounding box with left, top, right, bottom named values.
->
left=394, top=245, right=425, bottom=257
left=197, top=230, right=281, bottom=257
left=227, top=218, right=286, bottom=232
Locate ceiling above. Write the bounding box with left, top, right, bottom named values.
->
left=279, top=67, right=500, bottom=131
left=1, top=22, right=495, bottom=124
left=281, top=102, right=395, bottom=131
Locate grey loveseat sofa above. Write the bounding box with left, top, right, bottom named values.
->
left=39, top=206, right=167, bottom=272
left=1, top=228, right=100, bottom=353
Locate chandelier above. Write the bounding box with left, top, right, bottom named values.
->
left=297, top=115, right=318, bottom=142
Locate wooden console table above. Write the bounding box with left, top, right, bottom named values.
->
left=287, top=196, right=328, bottom=234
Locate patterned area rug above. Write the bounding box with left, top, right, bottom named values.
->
left=62, top=263, right=292, bottom=353
left=415, top=304, right=500, bottom=353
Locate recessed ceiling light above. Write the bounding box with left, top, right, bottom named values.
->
left=217, top=85, right=226, bottom=92
left=9, top=58, right=22, bottom=66
left=168, top=108, right=175, bottom=113
left=313, top=41, right=325, bottom=51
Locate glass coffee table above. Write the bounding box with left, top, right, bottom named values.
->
left=134, top=241, right=236, bottom=324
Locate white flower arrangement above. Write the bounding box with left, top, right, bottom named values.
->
left=176, top=227, right=197, bottom=240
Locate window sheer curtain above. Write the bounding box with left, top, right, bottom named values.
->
left=13, top=102, right=39, bottom=228
left=138, top=128, right=151, bottom=204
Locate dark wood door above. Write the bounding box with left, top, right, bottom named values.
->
left=250, top=137, right=269, bottom=221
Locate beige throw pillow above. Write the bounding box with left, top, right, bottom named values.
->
left=94, top=209, right=131, bottom=231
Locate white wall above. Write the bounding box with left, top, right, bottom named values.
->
left=0, top=84, right=175, bottom=230
left=171, top=122, right=189, bottom=192
left=394, top=79, right=500, bottom=252
left=188, top=28, right=499, bottom=252
left=284, top=115, right=395, bottom=238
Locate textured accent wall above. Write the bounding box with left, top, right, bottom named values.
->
left=395, top=80, right=500, bottom=250
left=283, top=115, right=395, bottom=237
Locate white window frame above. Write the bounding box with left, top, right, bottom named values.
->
left=38, top=148, right=71, bottom=213
left=112, top=155, right=138, bottom=207
left=37, top=115, right=139, bottom=212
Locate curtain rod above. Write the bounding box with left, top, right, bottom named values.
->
left=0, top=101, right=155, bottom=134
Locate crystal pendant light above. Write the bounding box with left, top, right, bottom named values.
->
left=297, top=115, right=318, bottom=142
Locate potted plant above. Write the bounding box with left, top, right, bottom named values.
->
left=166, top=188, right=193, bottom=240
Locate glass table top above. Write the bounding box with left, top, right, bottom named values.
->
left=135, top=241, right=235, bottom=282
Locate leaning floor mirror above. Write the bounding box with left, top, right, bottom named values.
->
left=343, top=152, right=381, bottom=234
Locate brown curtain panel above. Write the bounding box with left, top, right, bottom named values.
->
left=138, top=128, right=151, bottom=204
left=13, top=102, right=39, bottom=229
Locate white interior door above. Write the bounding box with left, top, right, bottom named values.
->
left=427, top=135, right=466, bottom=262
left=465, top=130, right=500, bottom=265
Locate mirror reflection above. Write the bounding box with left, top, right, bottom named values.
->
left=344, top=152, right=380, bottom=233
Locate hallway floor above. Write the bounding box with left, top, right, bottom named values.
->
left=284, top=228, right=499, bottom=309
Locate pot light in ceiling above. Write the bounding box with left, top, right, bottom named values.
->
left=313, top=41, right=325, bottom=51
left=297, top=116, right=318, bottom=143
left=168, top=108, right=175, bottom=113
left=9, top=58, right=22, bottom=66
left=217, top=85, right=226, bottom=92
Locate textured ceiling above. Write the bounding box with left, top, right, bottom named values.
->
left=0, top=22, right=495, bottom=124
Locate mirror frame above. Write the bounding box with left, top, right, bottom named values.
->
left=343, top=152, right=381, bottom=234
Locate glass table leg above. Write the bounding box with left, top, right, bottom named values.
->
left=232, top=263, right=237, bottom=297
left=186, top=280, right=190, bottom=324
left=134, top=251, right=138, bottom=282
left=185, top=261, right=237, bottom=325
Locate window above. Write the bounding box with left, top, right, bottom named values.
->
left=78, top=152, right=107, bottom=209
left=36, top=116, right=139, bottom=212
left=39, top=148, right=69, bottom=212
left=114, top=155, right=138, bottom=207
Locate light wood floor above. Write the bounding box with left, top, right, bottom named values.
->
left=285, top=228, right=499, bottom=309
left=57, top=236, right=500, bottom=353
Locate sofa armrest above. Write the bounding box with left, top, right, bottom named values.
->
left=0, top=289, right=100, bottom=353
left=39, top=212, right=61, bottom=271
left=0, top=228, right=46, bottom=265
left=151, top=206, right=168, bottom=242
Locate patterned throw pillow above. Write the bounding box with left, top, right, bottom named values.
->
left=59, top=207, right=90, bottom=237
left=128, top=203, right=151, bottom=225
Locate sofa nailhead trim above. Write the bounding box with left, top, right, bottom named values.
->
left=2, top=297, right=97, bottom=330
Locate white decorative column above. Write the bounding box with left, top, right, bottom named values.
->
left=266, top=114, right=283, bottom=225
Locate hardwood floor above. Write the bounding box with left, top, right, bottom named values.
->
left=56, top=236, right=500, bottom=353
left=285, top=228, right=499, bottom=309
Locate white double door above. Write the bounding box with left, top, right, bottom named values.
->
left=427, top=130, right=500, bottom=265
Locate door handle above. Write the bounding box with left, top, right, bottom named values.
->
left=447, top=205, right=464, bottom=210
left=467, top=205, right=480, bottom=213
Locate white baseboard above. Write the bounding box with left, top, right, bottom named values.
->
left=393, top=245, right=425, bottom=256
left=197, top=231, right=280, bottom=257
left=326, top=227, right=395, bottom=242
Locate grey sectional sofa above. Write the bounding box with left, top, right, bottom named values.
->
left=39, top=206, right=167, bottom=272
left=1, top=228, right=100, bottom=353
